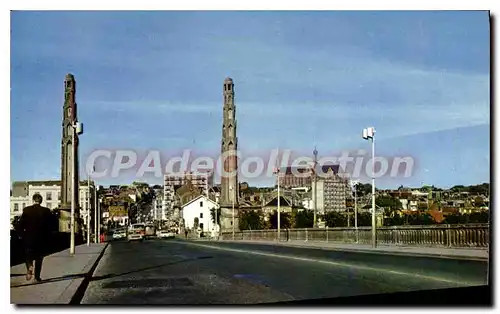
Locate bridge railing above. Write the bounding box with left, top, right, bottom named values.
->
left=220, top=224, right=490, bottom=248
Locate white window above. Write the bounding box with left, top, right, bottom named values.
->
left=200, top=213, right=203, bottom=218
left=200, top=201, right=203, bottom=207
left=14, top=203, right=19, bottom=212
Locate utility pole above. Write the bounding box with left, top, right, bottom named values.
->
left=313, top=147, right=318, bottom=228
left=87, top=174, right=91, bottom=246
left=94, top=179, right=98, bottom=243
left=70, top=121, right=83, bottom=255
left=363, top=127, right=376, bottom=248
left=277, top=167, right=281, bottom=241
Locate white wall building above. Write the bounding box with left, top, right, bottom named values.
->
left=181, top=195, right=218, bottom=233
left=164, top=171, right=213, bottom=217
left=10, top=181, right=96, bottom=228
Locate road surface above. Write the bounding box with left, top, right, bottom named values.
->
left=81, top=239, right=488, bottom=304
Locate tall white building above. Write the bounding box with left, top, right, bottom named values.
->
left=311, top=166, right=350, bottom=213
left=163, top=171, right=213, bottom=218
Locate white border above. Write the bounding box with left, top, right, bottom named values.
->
left=4, top=2, right=496, bottom=313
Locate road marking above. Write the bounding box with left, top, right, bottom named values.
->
left=181, top=241, right=481, bottom=286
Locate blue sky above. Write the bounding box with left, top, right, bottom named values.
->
left=10, top=11, right=490, bottom=189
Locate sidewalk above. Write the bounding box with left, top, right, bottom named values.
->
left=210, top=239, right=489, bottom=261
left=10, top=243, right=108, bottom=305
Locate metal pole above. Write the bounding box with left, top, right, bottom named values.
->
left=277, top=169, right=280, bottom=241
left=94, top=180, right=98, bottom=243
left=372, top=136, right=377, bottom=248
left=70, top=126, right=76, bottom=255
left=87, top=175, right=90, bottom=246
left=313, top=148, right=318, bottom=228
left=355, top=183, right=358, bottom=243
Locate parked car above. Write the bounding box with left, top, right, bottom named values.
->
left=127, top=223, right=145, bottom=242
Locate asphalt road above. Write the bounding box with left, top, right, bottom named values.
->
left=81, top=239, right=488, bottom=304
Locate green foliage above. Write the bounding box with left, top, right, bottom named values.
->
left=355, top=183, right=374, bottom=197
left=443, top=212, right=489, bottom=224
left=268, top=211, right=292, bottom=229
left=474, top=196, right=486, bottom=207
left=293, top=210, right=314, bottom=228
left=239, top=210, right=265, bottom=230
left=376, top=196, right=402, bottom=210
left=210, top=207, right=221, bottom=225
left=450, top=183, right=489, bottom=195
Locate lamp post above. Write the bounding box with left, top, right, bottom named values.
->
left=313, top=147, right=318, bottom=228
left=273, top=167, right=281, bottom=241
left=362, top=127, right=376, bottom=248
left=87, top=174, right=91, bottom=246
left=70, top=121, right=83, bottom=255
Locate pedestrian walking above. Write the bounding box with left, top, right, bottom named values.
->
left=18, top=193, right=55, bottom=282
left=185, top=229, right=188, bottom=239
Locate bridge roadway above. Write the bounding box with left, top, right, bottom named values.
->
left=81, top=239, right=488, bottom=304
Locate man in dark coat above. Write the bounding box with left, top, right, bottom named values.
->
left=18, top=193, right=54, bottom=282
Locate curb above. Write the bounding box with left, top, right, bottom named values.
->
left=69, top=242, right=109, bottom=304
left=215, top=240, right=489, bottom=262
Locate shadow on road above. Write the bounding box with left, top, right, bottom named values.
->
left=89, top=255, right=214, bottom=283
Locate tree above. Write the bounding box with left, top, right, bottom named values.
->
left=294, top=210, right=314, bottom=228
left=323, top=212, right=347, bottom=228
left=210, top=207, right=221, bottom=225
left=474, top=196, right=485, bottom=208
left=239, top=210, right=265, bottom=230
left=355, top=183, right=373, bottom=197
left=193, top=217, right=199, bottom=230
left=268, top=211, right=292, bottom=229
left=376, top=196, right=402, bottom=210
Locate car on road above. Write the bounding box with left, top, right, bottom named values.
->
left=128, top=223, right=145, bottom=242
left=112, top=229, right=127, bottom=241
left=144, top=224, right=156, bottom=239
left=157, top=229, right=175, bottom=239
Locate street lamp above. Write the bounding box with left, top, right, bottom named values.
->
left=274, top=167, right=281, bottom=241
left=362, top=127, right=376, bottom=248
left=70, top=121, right=83, bottom=255
left=313, top=147, right=318, bottom=228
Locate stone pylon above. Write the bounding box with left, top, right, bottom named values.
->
left=59, top=73, right=81, bottom=233
left=219, top=77, right=239, bottom=233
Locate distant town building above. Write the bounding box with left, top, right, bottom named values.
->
left=181, top=195, right=218, bottom=233
left=10, top=180, right=97, bottom=229
left=163, top=171, right=213, bottom=218
left=277, top=166, right=313, bottom=189
left=311, top=165, right=350, bottom=213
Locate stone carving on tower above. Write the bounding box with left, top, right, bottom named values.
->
left=219, top=77, right=239, bottom=232
left=59, top=73, right=81, bottom=233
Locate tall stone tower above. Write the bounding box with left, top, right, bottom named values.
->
left=59, top=73, right=80, bottom=233
left=220, top=77, right=239, bottom=232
